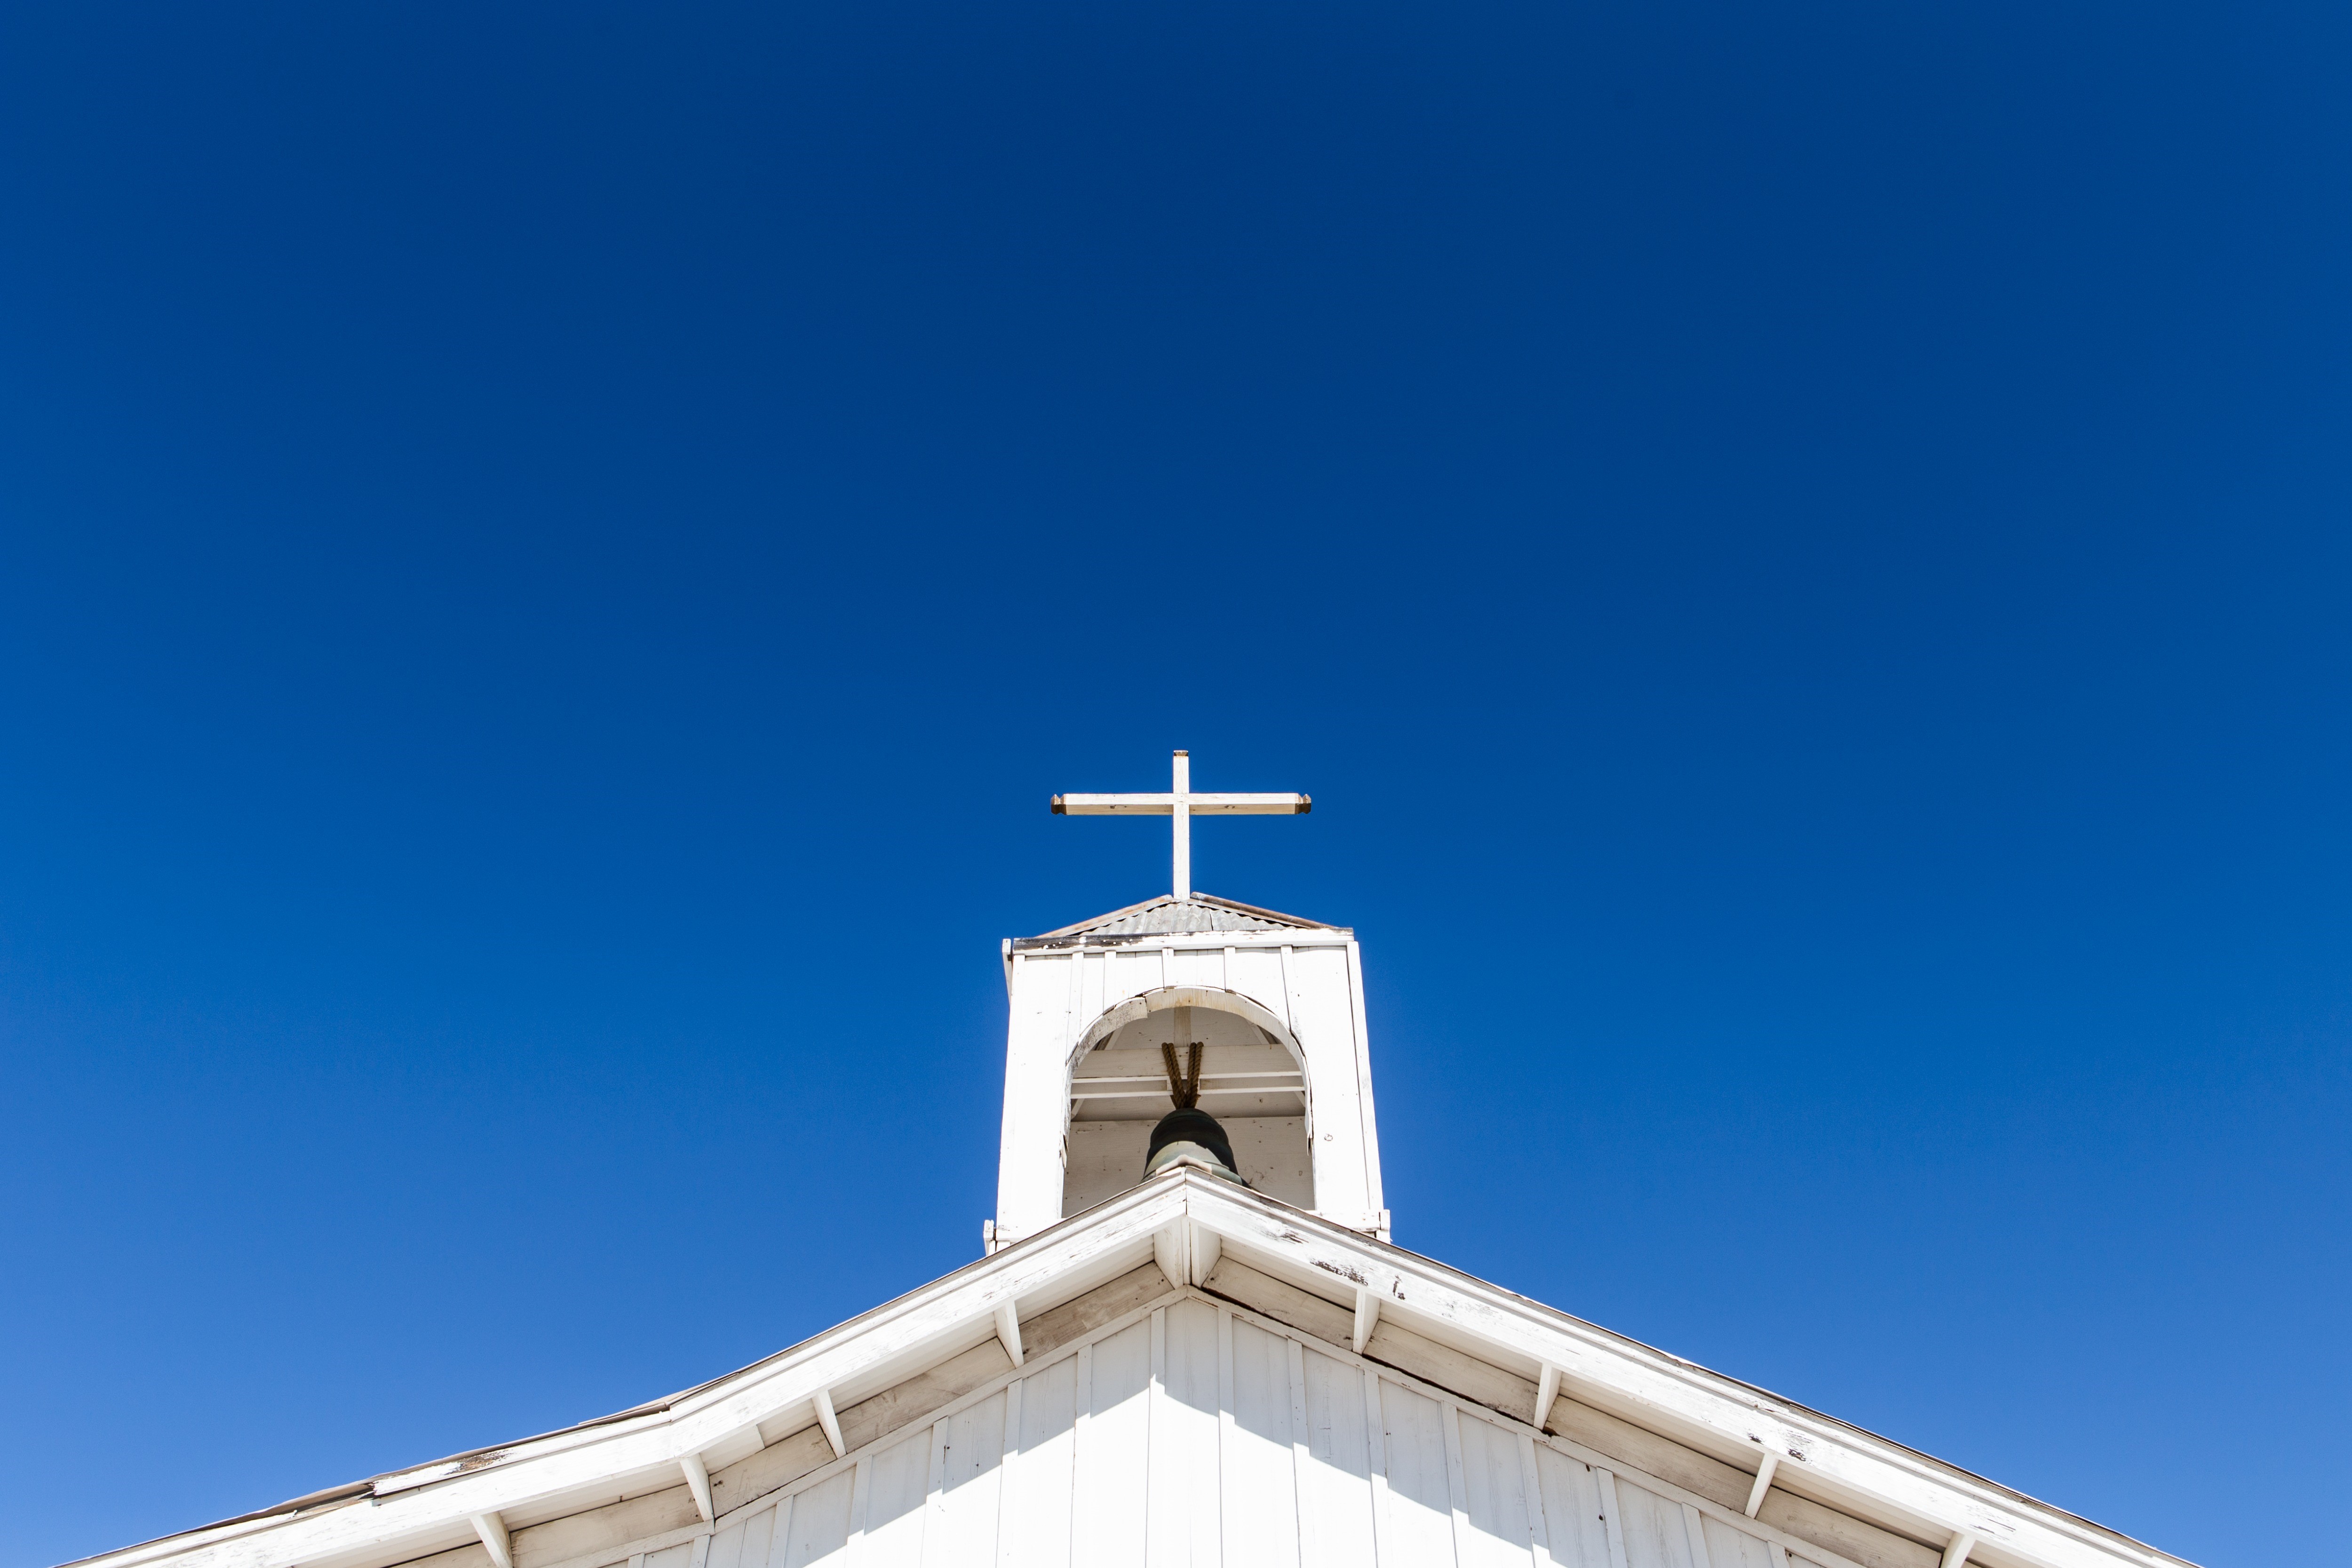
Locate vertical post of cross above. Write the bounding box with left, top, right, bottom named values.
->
left=1172, top=749, right=1192, bottom=899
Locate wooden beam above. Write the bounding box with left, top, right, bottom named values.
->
left=1745, top=1452, right=1780, bottom=1518
left=678, top=1454, right=714, bottom=1525
left=1352, top=1286, right=1380, bottom=1353
left=1533, top=1362, right=1560, bottom=1433
left=1942, top=1532, right=1978, bottom=1568
left=994, top=1300, right=1025, bottom=1368
left=810, top=1387, right=845, bottom=1461
left=469, top=1515, right=512, bottom=1568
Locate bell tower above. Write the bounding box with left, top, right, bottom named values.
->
left=986, top=753, right=1388, bottom=1252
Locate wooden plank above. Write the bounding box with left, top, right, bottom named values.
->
left=1437, top=1404, right=1475, bottom=1568
left=1086, top=1321, right=1153, bottom=1568
left=1069, top=1344, right=1095, bottom=1565
left=812, top=1392, right=846, bottom=1463
left=930, top=1390, right=1008, bottom=1566
left=1286, top=1338, right=1322, bottom=1568
left=1607, top=1472, right=1694, bottom=1568
left=1342, top=939, right=1382, bottom=1220
left=1025, top=1264, right=1174, bottom=1360
left=1449, top=1401, right=1543, bottom=1568
left=990, top=1380, right=1024, bottom=1568
left=1216, top=1311, right=1240, bottom=1568
left=1161, top=1299, right=1224, bottom=1568
left=1684, top=1504, right=1717, bottom=1568
left=838, top=1341, right=1009, bottom=1455
left=1225, top=1318, right=1302, bottom=1568
left=705, top=1516, right=745, bottom=1568
left=682, top=1458, right=717, bottom=1526
left=1593, top=1470, right=1632, bottom=1568
left=512, top=1484, right=703, bottom=1568
left=1376, top=1379, right=1457, bottom=1567
left=777, top=1470, right=853, bottom=1568
left=1145, top=1309, right=1176, bottom=1568
left=1745, top=1457, right=1780, bottom=1520
left=1534, top=1367, right=1560, bottom=1435
left=1521, top=1434, right=1556, bottom=1568
left=1362, top=1368, right=1394, bottom=1568
left=1006, top=1356, right=1077, bottom=1568
left=1533, top=1448, right=1607, bottom=1568
left=1700, top=1515, right=1777, bottom=1568
left=1298, top=1346, right=1376, bottom=1568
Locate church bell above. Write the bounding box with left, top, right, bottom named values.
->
left=1141, top=1042, right=1252, bottom=1187
left=1142, top=1106, right=1251, bottom=1186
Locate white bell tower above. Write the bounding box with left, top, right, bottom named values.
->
left=987, top=752, right=1388, bottom=1252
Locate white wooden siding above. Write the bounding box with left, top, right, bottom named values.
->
left=663, top=1303, right=1828, bottom=1568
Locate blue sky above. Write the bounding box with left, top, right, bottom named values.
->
left=2, top=3, right=2348, bottom=1564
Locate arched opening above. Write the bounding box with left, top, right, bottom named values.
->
left=1060, top=986, right=1315, bottom=1216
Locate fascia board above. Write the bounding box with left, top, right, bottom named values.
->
left=1009, top=928, right=1354, bottom=952
left=1184, top=1183, right=2191, bottom=1568
left=92, top=1181, right=1191, bottom=1568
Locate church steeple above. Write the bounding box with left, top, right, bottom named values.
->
left=987, top=754, right=1386, bottom=1253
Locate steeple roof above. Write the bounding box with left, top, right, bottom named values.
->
left=1019, top=890, right=1337, bottom=946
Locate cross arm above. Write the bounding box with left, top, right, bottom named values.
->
left=1186, top=793, right=1311, bottom=814
left=1051, top=792, right=1308, bottom=815
left=1052, top=793, right=1175, bottom=814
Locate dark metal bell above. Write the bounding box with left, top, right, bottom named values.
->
left=1142, top=1107, right=1250, bottom=1186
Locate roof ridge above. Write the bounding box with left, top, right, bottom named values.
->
left=1027, top=890, right=1335, bottom=940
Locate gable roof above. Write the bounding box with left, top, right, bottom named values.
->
left=1018, top=891, right=1338, bottom=945
left=72, top=1174, right=2191, bottom=1568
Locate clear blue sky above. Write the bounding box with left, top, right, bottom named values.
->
left=2, top=3, right=2346, bottom=1565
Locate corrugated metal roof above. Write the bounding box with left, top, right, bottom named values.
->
left=1026, top=891, right=1336, bottom=941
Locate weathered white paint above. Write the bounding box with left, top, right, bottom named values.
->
left=810, top=1391, right=844, bottom=1463
left=469, top=1515, right=512, bottom=1568
left=680, top=1455, right=715, bottom=1524
left=653, top=1297, right=1797, bottom=1568
left=1352, top=1285, right=1380, bottom=1354
left=1746, top=1454, right=1780, bottom=1520
left=995, top=919, right=1383, bottom=1245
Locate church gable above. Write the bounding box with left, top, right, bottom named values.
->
left=80, top=1172, right=2182, bottom=1568
left=538, top=1269, right=1866, bottom=1568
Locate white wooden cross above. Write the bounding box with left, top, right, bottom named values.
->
left=1052, top=750, right=1310, bottom=900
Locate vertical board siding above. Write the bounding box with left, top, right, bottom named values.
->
left=1154, top=1300, right=1224, bottom=1568
left=1005, top=1355, right=1079, bottom=1568
left=1379, top=1380, right=1459, bottom=1565
left=779, top=1469, right=855, bottom=1568
left=1087, top=1320, right=1155, bottom=1568
left=704, top=1518, right=748, bottom=1568
left=860, top=1430, right=931, bottom=1568
left=742, top=1508, right=778, bottom=1568
left=931, top=1390, right=1009, bottom=1564
left=1296, top=1346, right=1377, bottom=1568
left=678, top=1314, right=1808, bottom=1568
left=1225, top=1319, right=1303, bottom=1568
left=1700, top=1516, right=1775, bottom=1568
left=1612, top=1478, right=1698, bottom=1568
left=1454, top=1409, right=1537, bottom=1568
left=1533, top=1446, right=1613, bottom=1568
